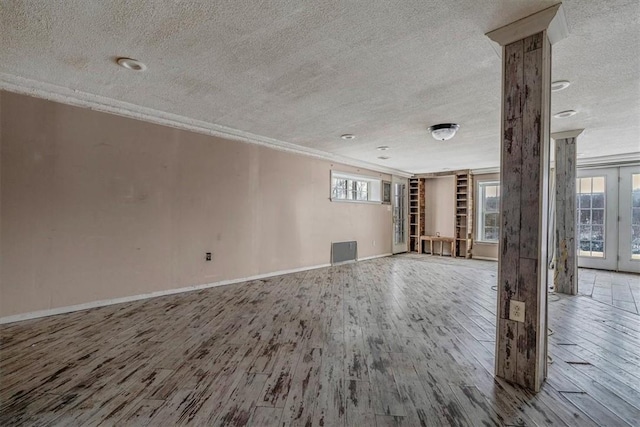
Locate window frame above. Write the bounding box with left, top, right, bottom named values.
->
left=476, top=180, right=501, bottom=243
left=330, top=171, right=382, bottom=204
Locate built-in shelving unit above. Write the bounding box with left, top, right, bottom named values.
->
left=409, top=178, right=425, bottom=252
left=455, top=171, right=473, bottom=258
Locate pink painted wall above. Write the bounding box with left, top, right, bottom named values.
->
left=424, top=176, right=456, bottom=255
left=0, top=91, right=392, bottom=317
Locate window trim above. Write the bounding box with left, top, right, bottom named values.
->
left=330, top=171, right=382, bottom=203
left=476, top=180, right=501, bottom=244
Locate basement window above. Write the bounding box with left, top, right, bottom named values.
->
left=331, top=171, right=382, bottom=203
left=477, top=181, right=501, bottom=243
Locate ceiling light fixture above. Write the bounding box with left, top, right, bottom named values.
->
left=551, top=80, right=570, bottom=92
left=341, top=134, right=355, bottom=140
left=116, top=57, right=147, bottom=72
left=378, top=156, right=390, bottom=160
left=554, top=110, right=577, bottom=119
left=428, top=123, right=460, bottom=141
left=377, top=146, right=390, bottom=151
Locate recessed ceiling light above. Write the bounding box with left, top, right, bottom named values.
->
left=116, top=57, right=147, bottom=72
left=551, top=80, right=571, bottom=92
left=428, top=123, right=460, bottom=141
left=378, top=156, right=390, bottom=160
left=341, top=134, right=355, bottom=140
left=554, top=110, right=577, bottom=119
left=377, top=146, right=390, bottom=151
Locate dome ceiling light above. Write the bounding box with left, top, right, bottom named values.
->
left=428, top=123, right=460, bottom=141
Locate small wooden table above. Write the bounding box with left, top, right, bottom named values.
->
left=420, top=235, right=455, bottom=256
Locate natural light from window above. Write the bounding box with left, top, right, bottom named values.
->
left=330, top=171, right=382, bottom=203
left=631, top=174, right=640, bottom=260
left=577, top=176, right=606, bottom=258
left=477, top=181, right=500, bottom=242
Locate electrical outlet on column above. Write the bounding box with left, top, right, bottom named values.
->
left=509, top=300, right=525, bottom=323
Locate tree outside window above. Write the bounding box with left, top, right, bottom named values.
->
left=478, top=182, right=500, bottom=242
left=331, top=178, right=369, bottom=201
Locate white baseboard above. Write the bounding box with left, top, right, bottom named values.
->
left=0, top=253, right=394, bottom=325
left=359, top=253, right=393, bottom=261
left=0, top=262, right=332, bottom=325
left=472, top=256, right=498, bottom=262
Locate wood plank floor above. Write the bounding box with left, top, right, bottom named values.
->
left=1, top=255, right=639, bottom=426
left=578, top=268, right=640, bottom=314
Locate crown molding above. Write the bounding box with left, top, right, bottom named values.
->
left=551, top=129, right=584, bottom=140
left=486, top=3, right=568, bottom=50
left=0, top=72, right=413, bottom=178
left=468, top=152, right=640, bottom=175
left=576, top=152, right=640, bottom=168
left=471, top=167, right=501, bottom=175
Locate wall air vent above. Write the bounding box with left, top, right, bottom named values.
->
left=331, top=241, right=358, bottom=265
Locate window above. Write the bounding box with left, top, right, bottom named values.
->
left=576, top=176, right=605, bottom=258
left=331, top=178, right=369, bottom=201
left=632, top=174, right=640, bottom=260
left=330, top=171, right=382, bottom=203
left=477, top=181, right=500, bottom=242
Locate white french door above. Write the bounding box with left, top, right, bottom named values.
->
left=392, top=176, right=408, bottom=254
left=576, top=168, right=617, bottom=270
left=577, top=165, right=640, bottom=273
left=618, top=165, right=640, bottom=273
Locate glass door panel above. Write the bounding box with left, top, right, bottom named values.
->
left=577, top=176, right=606, bottom=258
left=576, top=168, right=618, bottom=270
left=618, top=166, right=640, bottom=273
left=392, top=176, right=408, bottom=254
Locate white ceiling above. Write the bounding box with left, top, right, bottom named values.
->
left=1, top=0, right=639, bottom=174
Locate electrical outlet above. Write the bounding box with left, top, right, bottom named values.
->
left=372, top=240, right=376, bottom=246
left=509, top=300, right=525, bottom=323
left=205, top=252, right=212, bottom=261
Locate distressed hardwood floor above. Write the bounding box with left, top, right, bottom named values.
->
left=1, top=255, right=639, bottom=426
left=579, top=268, right=639, bottom=314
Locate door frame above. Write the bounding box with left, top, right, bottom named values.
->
left=576, top=167, right=618, bottom=270
left=392, top=176, right=409, bottom=254
left=618, top=165, right=640, bottom=273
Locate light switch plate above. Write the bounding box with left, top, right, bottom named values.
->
left=509, top=300, right=526, bottom=323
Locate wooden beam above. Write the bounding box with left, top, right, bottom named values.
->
left=489, top=4, right=568, bottom=393
left=553, top=130, right=583, bottom=295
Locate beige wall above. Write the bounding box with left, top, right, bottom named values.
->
left=0, top=91, right=392, bottom=318
left=472, top=172, right=500, bottom=260
left=424, top=176, right=455, bottom=255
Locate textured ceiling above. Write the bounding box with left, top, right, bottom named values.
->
left=1, top=0, right=639, bottom=174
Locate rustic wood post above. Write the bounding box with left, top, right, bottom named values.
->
left=552, top=129, right=583, bottom=295
left=487, top=4, right=568, bottom=392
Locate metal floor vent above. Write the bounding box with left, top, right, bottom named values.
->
left=331, top=241, right=358, bottom=265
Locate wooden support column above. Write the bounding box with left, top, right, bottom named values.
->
left=487, top=4, right=568, bottom=392
left=553, top=129, right=583, bottom=295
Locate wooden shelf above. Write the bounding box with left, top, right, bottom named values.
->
left=454, top=171, right=473, bottom=258
left=409, top=177, right=425, bottom=253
